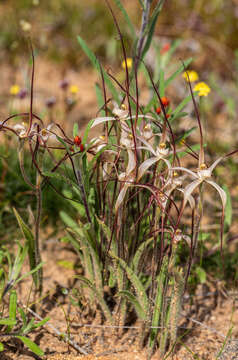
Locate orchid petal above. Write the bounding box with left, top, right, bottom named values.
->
left=136, top=135, right=156, bottom=155
left=161, top=158, right=171, bottom=170
left=126, top=149, right=136, bottom=175
left=91, top=117, right=116, bottom=128
left=183, top=179, right=202, bottom=207
left=178, top=188, right=195, bottom=209
left=207, top=157, right=224, bottom=173
left=171, top=166, right=198, bottom=179
left=205, top=179, right=227, bottom=209
left=115, top=183, right=130, bottom=213
left=138, top=157, right=158, bottom=181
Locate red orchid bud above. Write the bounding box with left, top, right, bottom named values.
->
left=74, top=135, right=82, bottom=146
left=79, top=143, right=84, bottom=152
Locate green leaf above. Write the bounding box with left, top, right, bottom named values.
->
left=170, top=94, right=192, bottom=122
left=16, top=336, right=44, bottom=356
left=0, top=318, right=17, bottom=326
left=56, top=135, right=71, bottom=153
left=175, top=127, right=196, bottom=144
left=137, top=0, right=145, bottom=10
left=95, top=83, right=105, bottom=116
left=12, top=209, right=37, bottom=285
left=13, top=209, right=34, bottom=252
left=21, top=318, right=35, bottom=334
left=6, top=290, right=17, bottom=332
left=132, top=237, right=153, bottom=271
left=159, top=70, right=165, bottom=97
left=75, top=275, right=114, bottom=324
left=149, top=263, right=167, bottom=348
left=33, top=317, right=50, bottom=329
left=195, top=266, right=206, bottom=284
left=9, top=290, right=17, bottom=320
left=18, top=307, right=27, bottom=328
left=82, top=118, right=95, bottom=144
left=164, top=58, right=193, bottom=88
left=113, top=0, right=136, bottom=39
left=77, top=36, right=119, bottom=101
left=73, top=123, right=79, bottom=138
left=117, top=290, right=146, bottom=320
left=4, top=243, right=28, bottom=296
left=110, top=253, right=149, bottom=312
left=141, top=0, right=165, bottom=59
left=0, top=342, right=4, bottom=351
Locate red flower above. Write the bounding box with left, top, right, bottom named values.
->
left=156, top=107, right=161, bottom=114
left=160, top=43, right=170, bottom=55
left=74, top=135, right=82, bottom=146
left=79, top=143, right=84, bottom=152
left=161, top=96, right=170, bottom=107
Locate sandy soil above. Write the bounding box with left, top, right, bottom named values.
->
left=1, top=236, right=238, bottom=360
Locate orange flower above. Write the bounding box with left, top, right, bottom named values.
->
left=161, top=96, right=170, bottom=107
left=74, top=135, right=82, bottom=146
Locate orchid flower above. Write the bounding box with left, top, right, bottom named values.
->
left=13, top=122, right=56, bottom=145
left=13, top=122, right=29, bottom=138
left=32, top=123, right=57, bottom=144
left=171, top=157, right=226, bottom=210
left=90, top=135, right=117, bottom=180
left=115, top=148, right=136, bottom=213
left=137, top=137, right=171, bottom=181
left=142, top=123, right=153, bottom=140
left=91, top=103, right=155, bottom=129
left=157, top=172, right=195, bottom=211
left=173, top=229, right=191, bottom=246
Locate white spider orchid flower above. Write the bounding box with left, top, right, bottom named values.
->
left=171, top=157, right=226, bottom=210
left=115, top=148, right=136, bottom=213
left=91, top=103, right=155, bottom=129
left=137, top=137, right=171, bottom=181
left=38, top=124, right=56, bottom=143
left=13, top=122, right=28, bottom=138
left=142, top=123, right=153, bottom=140
left=90, top=136, right=117, bottom=180
left=173, top=229, right=191, bottom=246
left=30, top=123, right=57, bottom=144
left=90, top=135, right=107, bottom=153
left=158, top=173, right=195, bottom=211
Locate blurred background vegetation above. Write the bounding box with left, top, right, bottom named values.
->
left=0, top=0, right=237, bottom=71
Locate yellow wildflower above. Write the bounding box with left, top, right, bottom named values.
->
left=69, top=85, right=79, bottom=94
left=193, top=82, right=211, bottom=97
left=182, top=70, right=199, bottom=82
left=10, top=85, right=20, bottom=95
left=19, top=20, right=32, bottom=32
left=122, top=58, right=133, bottom=70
